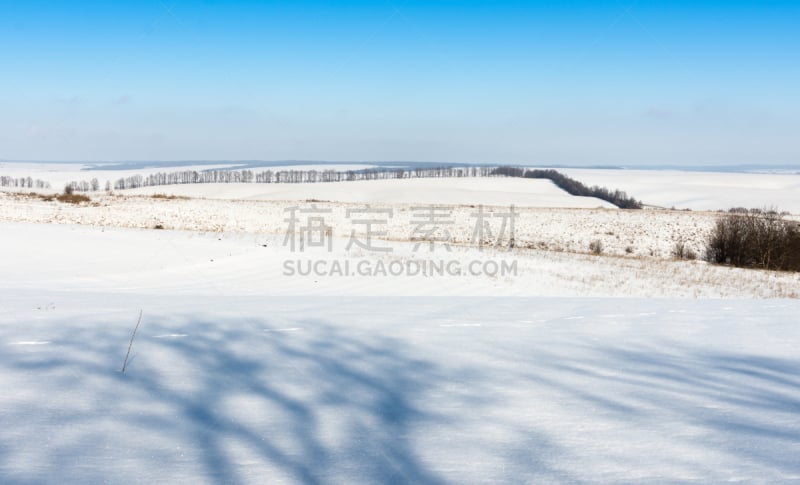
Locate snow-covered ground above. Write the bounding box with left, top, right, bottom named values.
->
left=125, top=178, right=615, bottom=209
left=560, top=168, right=800, bottom=213
left=1, top=223, right=799, bottom=483
left=0, top=190, right=714, bottom=259
left=3, top=223, right=798, bottom=298
left=2, top=162, right=800, bottom=483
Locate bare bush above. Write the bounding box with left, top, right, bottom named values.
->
left=672, top=241, right=698, bottom=260
left=56, top=193, right=91, bottom=204
left=706, top=208, right=800, bottom=271
left=589, top=239, right=604, bottom=255
left=672, top=241, right=687, bottom=259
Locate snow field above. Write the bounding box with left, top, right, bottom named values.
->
left=2, top=163, right=800, bottom=482
left=1, top=222, right=797, bottom=299
left=1, top=191, right=715, bottom=259
left=1, top=291, right=799, bottom=483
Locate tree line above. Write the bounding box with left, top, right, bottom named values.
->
left=0, top=176, right=51, bottom=189
left=107, top=166, right=497, bottom=190
left=491, top=166, right=643, bottom=209
left=61, top=165, right=643, bottom=210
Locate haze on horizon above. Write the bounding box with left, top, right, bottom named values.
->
left=1, top=0, right=798, bottom=166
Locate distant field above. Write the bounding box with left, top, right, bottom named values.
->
left=125, top=178, right=615, bottom=209
left=2, top=162, right=798, bottom=213
left=1, top=191, right=705, bottom=259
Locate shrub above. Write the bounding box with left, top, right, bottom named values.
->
left=672, top=241, right=697, bottom=260
left=589, top=239, right=604, bottom=255
left=63, top=183, right=74, bottom=195
left=706, top=209, right=800, bottom=271
left=56, top=193, right=91, bottom=204
left=672, top=241, right=687, bottom=259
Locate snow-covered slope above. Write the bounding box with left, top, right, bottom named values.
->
left=3, top=223, right=798, bottom=298
left=2, top=165, right=799, bottom=483
left=1, top=256, right=798, bottom=482
left=0, top=191, right=715, bottom=259
left=124, top=178, right=615, bottom=209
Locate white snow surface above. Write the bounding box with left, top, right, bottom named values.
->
left=2, top=193, right=800, bottom=483
left=2, top=222, right=798, bottom=299
left=0, top=191, right=714, bottom=259
left=0, top=224, right=799, bottom=483
left=124, top=178, right=615, bottom=208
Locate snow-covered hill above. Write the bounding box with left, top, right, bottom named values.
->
left=1, top=232, right=798, bottom=482
left=2, top=162, right=799, bottom=483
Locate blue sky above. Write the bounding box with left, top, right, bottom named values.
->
left=1, top=0, right=798, bottom=165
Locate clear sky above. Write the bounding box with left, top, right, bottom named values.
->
left=1, top=0, right=798, bottom=165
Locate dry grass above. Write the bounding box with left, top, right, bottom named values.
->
left=56, top=193, right=91, bottom=204
left=150, top=193, right=189, bottom=200
left=8, top=192, right=53, bottom=201
left=7, top=191, right=91, bottom=204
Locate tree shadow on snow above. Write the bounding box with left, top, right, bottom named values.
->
left=1, top=299, right=799, bottom=483
left=0, top=307, right=564, bottom=484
